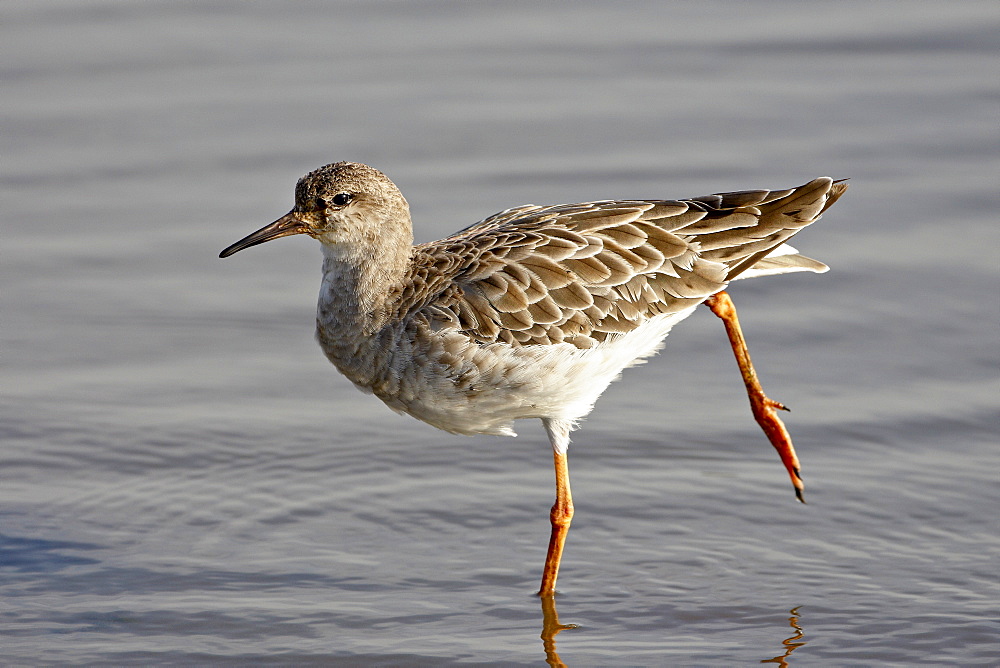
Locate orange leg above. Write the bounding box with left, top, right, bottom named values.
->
left=538, top=450, right=574, bottom=596
left=705, top=290, right=806, bottom=503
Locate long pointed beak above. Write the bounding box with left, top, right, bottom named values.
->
left=219, top=212, right=311, bottom=258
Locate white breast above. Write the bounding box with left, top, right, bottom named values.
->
left=370, top=307, right=699, bottom=437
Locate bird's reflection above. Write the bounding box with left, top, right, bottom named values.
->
left=760, top=606, right=806, bottom=666
left=539, top=595, right=578, bottom=667
left=539, top=599, right=806, bottom=666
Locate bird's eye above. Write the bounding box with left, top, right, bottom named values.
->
left=332, top=193, right=353, bottom=206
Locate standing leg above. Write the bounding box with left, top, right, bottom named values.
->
left=539, top=418, right=575, bottom=597
left=704, top=290, right=806, bottom=503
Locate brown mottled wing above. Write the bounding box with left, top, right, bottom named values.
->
left=406, top=178, right=846, bottom=348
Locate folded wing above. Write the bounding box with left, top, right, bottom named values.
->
left=402, top=178, right=847, bottom=348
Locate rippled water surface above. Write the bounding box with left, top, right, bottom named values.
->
left=4, top=1, right=998, bottom=665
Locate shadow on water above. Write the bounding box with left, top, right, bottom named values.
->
left=0, top=533, right=102, bottom=573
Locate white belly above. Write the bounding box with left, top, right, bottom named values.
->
left=352, top=307, right=699, bottom=437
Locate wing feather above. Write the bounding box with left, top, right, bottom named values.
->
left=400, top=178, right=846, bottom=347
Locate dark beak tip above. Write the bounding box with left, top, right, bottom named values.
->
left=219, top=240, right=250, bottom=258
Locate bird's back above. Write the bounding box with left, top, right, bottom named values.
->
left=400, top=177, right=846, bottom=349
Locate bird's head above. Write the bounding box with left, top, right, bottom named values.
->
left=220, top=161, right=411, bottom=258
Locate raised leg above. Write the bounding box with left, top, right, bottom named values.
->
left=705, top=290, right=806, bottom=503
left=539, top=419, right=575, bottom=596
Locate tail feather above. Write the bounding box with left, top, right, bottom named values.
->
left=723, top=178, right=847, bottom=281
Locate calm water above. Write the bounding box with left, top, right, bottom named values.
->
left=4, top=1, right=998, bottom=665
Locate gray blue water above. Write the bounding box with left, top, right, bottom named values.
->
left=4, top=1, right=998, bottom=664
